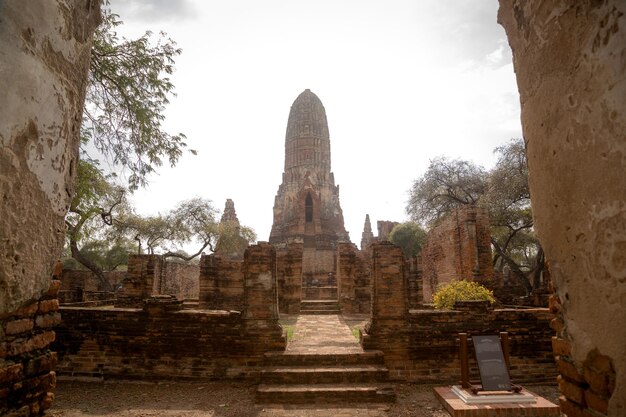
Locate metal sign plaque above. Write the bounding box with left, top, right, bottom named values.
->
left=472, top=335, right=512, bottom=391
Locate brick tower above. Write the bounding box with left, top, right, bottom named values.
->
left=270, top=89, right=350, bottom=291
left=270, top=89, right=349, bottom=247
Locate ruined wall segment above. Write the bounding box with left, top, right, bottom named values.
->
left=419, top=205, right=494, bottom=302
left=0, top=0, right=100, bottom=314
left=499, top=1, right=626, bottom=415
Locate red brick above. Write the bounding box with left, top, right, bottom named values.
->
left=14, top=302, right=38, bottom=318
left=586, top=353, right=613, bottom=374
left=559, top=397, right=585, bottom=417
left=38, top=299, right=59, bottom=314
left=551, top=336, right=571, bottom=356
left=7, top=331, right=55, bottom=356
left=5, top=319, right=34, bottom=336
left=35, top=312, right=61, bottom=329
left=584, top=389, right=608, bottom=414
left=558, top=375, right=585, bottom=405
left=548, top=294, right=561, bottom=313
left=0, top=363, right=23, bottom=385
left=582, top=366, right=610, bottom=396
left=40, top=391, right=55, bottom=411
left=25, top=352, right=57, bottom=376
left=47, top=280, right=61, bottom=297
left=550, top=317, right=564, bottom=333
left=556, top=357, right=585, bottom=383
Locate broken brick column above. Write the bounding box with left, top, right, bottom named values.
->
left=115, top=255, right=163, bottom=308
left=242, top=243, right=285, bottom=352
left=361, top=241, right=411, bottom=379
left=337, top=242, right=357, bottom=314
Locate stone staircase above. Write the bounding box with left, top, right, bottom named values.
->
left=300, top=299, right=340, bottom=315
left=256, top=350, right=395, bottom=404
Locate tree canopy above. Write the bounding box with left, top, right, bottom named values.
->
left=388, top=222, right=427, bottom=259
left=406, top=138, right=543, bottom=293
left=83, top=7, right=192, bottom=190
left=65, top=6, right=198, bottom=285
left=406, top=157, right=487, bottom=226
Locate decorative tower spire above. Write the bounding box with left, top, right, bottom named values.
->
left=361, top=214, right=374, bottom=250
left=220, top=198, right=240, bottom=226
left=269, top=89, right=349, bottom=247
left=215, top=199, right=247, bottom=259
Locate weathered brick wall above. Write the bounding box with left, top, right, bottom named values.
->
left=362, top=305, right=556, bottom=383
left=419, top=205, right=494, bottom=302
left=362, top=241, right=555, bottom=384
left=54, top=306, right=284, bottom=380
left=0, top=280, right=61, bottom=415
left=161, top=261, right=199, bottom=300
left=115, top=255, right=163, bottom=308
left=59, top=269, right=125, bottom=292
left=198, top=253, right=244, bottom=310
left=55, top=243, right=285, bottom=380
left=276, top=244, right=303, bottom=314
left=336, top=243, right=371, bottom=314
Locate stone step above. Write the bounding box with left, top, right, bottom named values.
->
left=256, top=383, right=396, bottom=404
left=299, top=309, right=341, bottom=315
left=261, top=365, right=389, bottom=384
left=302, top=286, right=338, bottom=300
left=300, top=300, right=339, bottom=309
left=264, top=351, right=386, bottom=366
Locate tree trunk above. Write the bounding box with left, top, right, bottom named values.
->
left=491, top=237, right=532, bottom=294
left=70, top=239, right=113, bottom=292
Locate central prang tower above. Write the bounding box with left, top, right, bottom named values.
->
left=270, top=89, right=350, bottom=282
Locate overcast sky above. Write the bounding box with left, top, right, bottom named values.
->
left=110, top=0, right=522, bottom=248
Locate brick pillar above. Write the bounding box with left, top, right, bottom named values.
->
left=407, top=255, right=422, bottom=309
left=370, top=241, right=407, bottom=321
left=115, top=254, right=163, bottom=308
left=337, top=242, right=357, bottom=314
left=362, top=241, right=410, bottom=379
left=276, top=243, right=303, bottom=314
left=242, top=243, right=285, bottom=352
left=199, top=254, right=244, bottom=310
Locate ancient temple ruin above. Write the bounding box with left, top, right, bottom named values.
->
left=270, top=89, right=351, bottom=312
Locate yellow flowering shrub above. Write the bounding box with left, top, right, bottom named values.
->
left=433, top=280, right=495, bottom=309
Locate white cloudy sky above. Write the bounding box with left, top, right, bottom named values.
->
left=110, top=0, right=522, bottom=247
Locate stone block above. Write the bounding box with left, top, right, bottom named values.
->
left=35, top=312, right=62, bottom=329
left=8, top=331, right=55, bottom=357
left=5, top=319, right=34, bottom=336
left=38, top=299, right=59, bottom=314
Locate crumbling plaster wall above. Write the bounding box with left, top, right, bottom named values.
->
left=499, top=1, right=625, bottom=414
left=0, top=1, right=100, bottom=314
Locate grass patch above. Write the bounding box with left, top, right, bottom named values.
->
left=351, top=327, right=361, bottom=340
left=283, top=325, right=295, bottom=341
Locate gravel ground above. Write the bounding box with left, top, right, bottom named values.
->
left=48, top=379, right=560, bottom=417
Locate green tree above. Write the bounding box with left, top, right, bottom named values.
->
left=483, top=138, right=541, bottom=292
left=66, top=4, right=194, bottom=280
left=406, top=139, right=543, bottom=293
left=65, top=159, right=127, bottom=290
left=83, top=6, right=192, bottom=190
left=114, top=198, right=257, bottom=262
left=407, top=157, right=487, bottom=226
left=388, top=222, right=427, bottom=259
